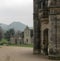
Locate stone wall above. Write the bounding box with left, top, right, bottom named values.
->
left=33, top=0, right=60, bottom=57
left=49, top=8, right=60, bottom=56
left=33, top=0, right=41, bottom=54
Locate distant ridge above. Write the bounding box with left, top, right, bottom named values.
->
left=0, top=22, right=26, bottom=31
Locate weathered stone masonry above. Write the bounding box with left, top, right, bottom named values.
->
left=33, top=0, right=60, bottom=58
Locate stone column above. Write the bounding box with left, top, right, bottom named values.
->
left=33, top=0, right=41, bottom=54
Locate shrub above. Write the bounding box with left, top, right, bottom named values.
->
left=0, top=39, right=8, bottom=45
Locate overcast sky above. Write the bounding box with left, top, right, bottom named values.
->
left=0, top=0, right=33, bottom=27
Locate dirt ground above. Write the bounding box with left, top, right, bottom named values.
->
left=0, top=46, right=59, bottom=61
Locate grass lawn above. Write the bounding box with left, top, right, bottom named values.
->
left=8, top=44, right=33, bottom=48
left=0, top=39, right=33, bottom=48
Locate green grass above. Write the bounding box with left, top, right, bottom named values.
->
left=8, top=44, right=33, bottom=48
left=19, top=44, right=33, bottom=48
left=0, top=39, right=8, bottom=45
left=0, top=39, right=33, bottom=48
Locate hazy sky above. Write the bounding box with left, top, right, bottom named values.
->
left=0, top=0, right=33, bottom=27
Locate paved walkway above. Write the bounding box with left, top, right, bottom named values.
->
left=0, top=46, right=59, bottom=61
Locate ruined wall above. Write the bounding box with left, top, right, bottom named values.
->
left=33, top=0, right=60, bottom=58
left=48, top=0, right=60, bottom=56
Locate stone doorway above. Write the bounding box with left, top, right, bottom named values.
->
left=43, top=29, right=48, bottom=55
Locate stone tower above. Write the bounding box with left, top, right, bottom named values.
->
left=33, top=0, right=60, bottom=58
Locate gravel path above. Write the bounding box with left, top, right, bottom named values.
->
left=0, top=46, right=59, bottom=61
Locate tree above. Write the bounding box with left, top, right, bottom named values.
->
left=0, top=27, right=3, bottom=41
left=0, top=39, right=8, bottom=45
left=9, top=29, right=15, bottom=37
left=4, top=31, right=10, bottom=41
left=4, top=28, right=15, bottom=42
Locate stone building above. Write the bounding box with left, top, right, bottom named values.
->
left=24, top=26, right=33, bottom=44
left=10, top=31, right=23, bottom=45
left=33, top=0, right=60, bottom=58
